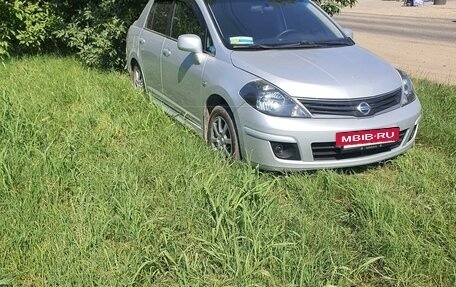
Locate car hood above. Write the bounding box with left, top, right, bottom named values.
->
left=231, top=45, right=402, bottom=99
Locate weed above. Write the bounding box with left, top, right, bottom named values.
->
left=0, top=57, right=454, bottom=286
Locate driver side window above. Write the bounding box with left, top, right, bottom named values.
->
left=170, top=0, right=215, bottom=54
left=171, top=0, right=203, bottom=39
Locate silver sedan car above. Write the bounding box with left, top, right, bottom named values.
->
left=126, top=0, right=421, bottom=170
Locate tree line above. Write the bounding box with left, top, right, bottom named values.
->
left=0, top=0, right=356, bottom=70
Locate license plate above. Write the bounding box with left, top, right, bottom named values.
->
left=336, top=127, right=400, bottom=147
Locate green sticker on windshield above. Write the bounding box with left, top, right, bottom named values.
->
left=230, top=36, right=254, bottom=45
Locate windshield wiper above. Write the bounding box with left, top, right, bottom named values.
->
left=232, top=44, right=276, bottom=49
left=312, top=40, right=353, bottom=46
left=232, top=39, right=353, bottom=50
left=273, top=41, right=325, bottom=48
left=283, top=40, right=353, bottom=48
left=232, top=42, right=322, bottom=49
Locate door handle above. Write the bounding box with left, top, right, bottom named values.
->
left=139, top=38, right=145, bottom=45
left=162, top=48, right=171, bottom=57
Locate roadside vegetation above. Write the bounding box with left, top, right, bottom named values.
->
left=0, top=57, right=454, bottom=286
left=0, top=0, right=357, bottom=69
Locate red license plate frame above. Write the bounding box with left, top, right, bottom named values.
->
left=336, top=127, right=400, bottom=147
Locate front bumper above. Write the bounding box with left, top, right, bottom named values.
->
left=237, top=99, right=422, bottom=170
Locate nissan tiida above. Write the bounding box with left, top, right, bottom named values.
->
left=126, top=0, right=421, bottom=170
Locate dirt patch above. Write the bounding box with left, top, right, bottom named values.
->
left=343, top=0, right=456, bottom=19
left=355, top=32, right=456, bottom=85
left=339, top=0, right=456, bottom=85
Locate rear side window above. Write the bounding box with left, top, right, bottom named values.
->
left=146, top=0, right=174, bottom=35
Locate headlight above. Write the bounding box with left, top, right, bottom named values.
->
left=397, top=69, right=417, bottom=106
left=240, top=80, right=310, bottom=118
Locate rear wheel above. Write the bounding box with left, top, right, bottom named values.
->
left=131, top=64, right=145, bottom=91
left=207, top=106, right=240, bottom=159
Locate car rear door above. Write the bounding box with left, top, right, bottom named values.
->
left=139, top=0, right=172, bottom=103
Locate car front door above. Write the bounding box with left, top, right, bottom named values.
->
left=161, top=0, right=209, bottom=127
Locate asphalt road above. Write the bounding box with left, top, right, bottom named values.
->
left=332, top=5, right=456, bottom=84
left=334, top=13, right=456, bottom=44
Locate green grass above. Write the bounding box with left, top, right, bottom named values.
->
left=0, top=56, right=455, bottom=286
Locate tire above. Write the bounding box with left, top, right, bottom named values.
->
left=130, top=64, right=145, bottom=91
left=207, top=106, right=240, bottom=159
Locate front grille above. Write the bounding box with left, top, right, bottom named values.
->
left=298, top=88, right=402, bottom=117
left=311, top=129, right=407, bottom=161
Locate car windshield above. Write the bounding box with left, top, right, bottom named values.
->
left=206, top=0, right=351, bottom=49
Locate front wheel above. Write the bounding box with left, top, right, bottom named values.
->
left=207, top=106, right=240, bottom=159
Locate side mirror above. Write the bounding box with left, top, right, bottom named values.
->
left=177, top=34, right=205, bottom=64
left=343, top=28, right=354, bottom=40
